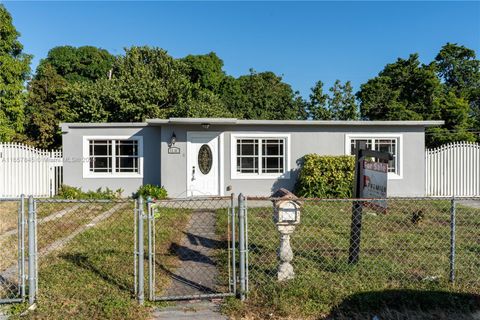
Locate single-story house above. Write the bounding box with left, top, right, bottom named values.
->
left=60, top=118, right=444, bottom=198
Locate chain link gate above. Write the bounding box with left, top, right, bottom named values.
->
left=0, top=196, right=27, bottom=304
left=145, top=195, right=240, bottom=301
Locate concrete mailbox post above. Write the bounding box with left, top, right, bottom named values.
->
left=272, top=189, right=301, bottom=281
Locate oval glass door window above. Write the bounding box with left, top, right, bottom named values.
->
left=198, top=144, right=213, bottom=174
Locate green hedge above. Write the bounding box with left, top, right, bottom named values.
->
left=57, top=185, right=123, bottom=199
left=136, top=184, right=168, bottom=200
left=295, top=154, right=355, bottom=198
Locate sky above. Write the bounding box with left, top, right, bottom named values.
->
left=3, top=1, right=480, bottom=97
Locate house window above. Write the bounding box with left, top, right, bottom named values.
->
left=232, top=134, right=290, bottom=179
left=347, top=135, right=401, bottom=177
left=84, top=136, right=142, bottom=178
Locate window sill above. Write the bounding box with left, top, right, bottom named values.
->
left=83, top=173, right=143, bottom=179
left=231, top=172, right=291, bottom=180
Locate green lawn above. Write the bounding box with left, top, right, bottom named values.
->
left=3, top=198, right=479, bottom=319
left=222, top=199, right=480, bottom=319
left=4, top=201, right=191, bottom=319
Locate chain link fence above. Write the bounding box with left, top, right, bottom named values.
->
left=2, top=194, right=479, bottom=317
left=0, top=198, right=26, bottom=304
left=31, top=199, right=136, bottom=317
left=244, top=196, right=480, bottom=309
left=147, top=196, right=235, bottom=301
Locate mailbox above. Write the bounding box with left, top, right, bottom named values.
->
left=274, top=200, right=301, bottom=225
left=271, top=188, right=302, bottom=281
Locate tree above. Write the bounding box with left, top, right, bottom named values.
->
left=219, top=70, right=306, bottom=120
left=307, top=81, right=330, bottom=120
left=181, top=52, right=225, bottom=92
left=328, top=80, right=358, bottom=120
left=24, top=46, right=115, bottom=147
left=357, top=53, right=475, bottom=146
left=39, top=45, right=115, bottom=83
left=67, top=46, right=231, bottom=122
left=0, top=5, right=31, bottom=141
left=435, top=43, right=480, bottom=141
left=426, top=91, right=476, bottom=147
left=25, top=63, right=70, bottom=148
left=435, top=43, right=480, bottom=95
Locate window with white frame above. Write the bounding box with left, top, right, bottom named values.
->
left=232, top=134, right=289, bottom=178
left=347, top=135, right=401, bottom=177
left=84, top=137, right=142, bottom=177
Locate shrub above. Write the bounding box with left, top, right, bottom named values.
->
left=295, top=154, right=355, bottom=198
left=57, top=185, right=123, bottom=200
left=136, top=184, right=168, bottom=200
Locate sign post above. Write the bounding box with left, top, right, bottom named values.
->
left=348, top=141, right=392, bottom=265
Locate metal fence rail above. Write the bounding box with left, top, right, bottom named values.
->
left=244, top=196, right=480, bottom=300
left=147, top=196, right=236, bottom=301
left=2, top=194, right=479, bottom=310
left=0, top=197, right=26, bottom=304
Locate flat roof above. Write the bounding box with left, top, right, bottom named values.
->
left=61, top=118, right=444, bottom=128
left=146, top=118, right=444, bottom=127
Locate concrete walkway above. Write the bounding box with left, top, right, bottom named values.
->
left=458, top=199, right=480, bottom=209
left=152, top=301, right=227, bottom=320
left=162, top=210, right=222, bottom=297
left=153, top=210, right=228, bottom=319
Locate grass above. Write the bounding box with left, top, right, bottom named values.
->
left=0, top=201, right=19, bottom=234
left=221, top=198, right=480, bottom=319
left=150, top=206, right=192, bottom=299
left=3, top=197, right=479, bottom=319
left=1, top=200, right=192, bottom=319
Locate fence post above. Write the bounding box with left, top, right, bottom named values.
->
left=449, top=196, right=456, bottom=283
left=137, top=197, right=145, bottom=305
left=230, top=193, right=237, bottom=295
left=238, top=193, right=246, bottom=301
left=349, top=140, right=365, bottom=264
left=19, top=194, right=26, bottom=299
left=27, top=196, right=36, bottom=305
left=147, top=200, right=154, bottom=301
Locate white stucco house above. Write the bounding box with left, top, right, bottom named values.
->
left=60, top=118, right=444, bottom=197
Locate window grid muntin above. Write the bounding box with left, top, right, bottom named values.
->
left=236, top=139, right=259, bottom=173
left=88, top=139, right=140, bottom=174
left=349, top=137, right=398, bottom=174
left=89, top=140, right=112, bottom=173
left=261, top=139, right=285, bottom=173
left=115, top=140, right=139, bottom=173
left=236, top=137, right=286, bottom=175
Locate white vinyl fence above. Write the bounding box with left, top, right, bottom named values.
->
left=0, top=142, right=63, bottom=198
left=426, top=141, right=480, bottom=196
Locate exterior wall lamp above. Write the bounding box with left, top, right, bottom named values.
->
left=170, top=132, right=176, bottom=146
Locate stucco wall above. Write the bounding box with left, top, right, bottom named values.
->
left=62, top=123, right=426, bottom=198
left=158, top=124, right=426, bottom=197
left=62, top=126, right=161, bottom=196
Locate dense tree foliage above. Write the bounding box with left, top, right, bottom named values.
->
left=181, top=52, right=225, bottom=92
left=307, top=81, right=330, bottom=120
left=1, top=6, right=479, bottom=149
left=0, top=5, right=31, bottom=141
left=39, top=46, right=115, bottom=83
left=220, top=70, right=306, bottom=120
left=357, top=53, right=477, bottom=146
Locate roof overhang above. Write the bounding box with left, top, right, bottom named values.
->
left=146, top=118, right=444, bottom=127
left=147, top=118, right=238, bottom=126
left=61, top=118, right=445, bottom=131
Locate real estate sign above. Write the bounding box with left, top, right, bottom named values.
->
left=362, top=160, right=388, bottom=209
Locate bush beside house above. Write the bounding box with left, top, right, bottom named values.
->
left=135, top=184, right=168, bottom=200
left=295, top=155, right=355, bottom=198
left=57, top=185, right=123, bottom=199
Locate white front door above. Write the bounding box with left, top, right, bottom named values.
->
left=187, top=132, right=219, bottom=197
